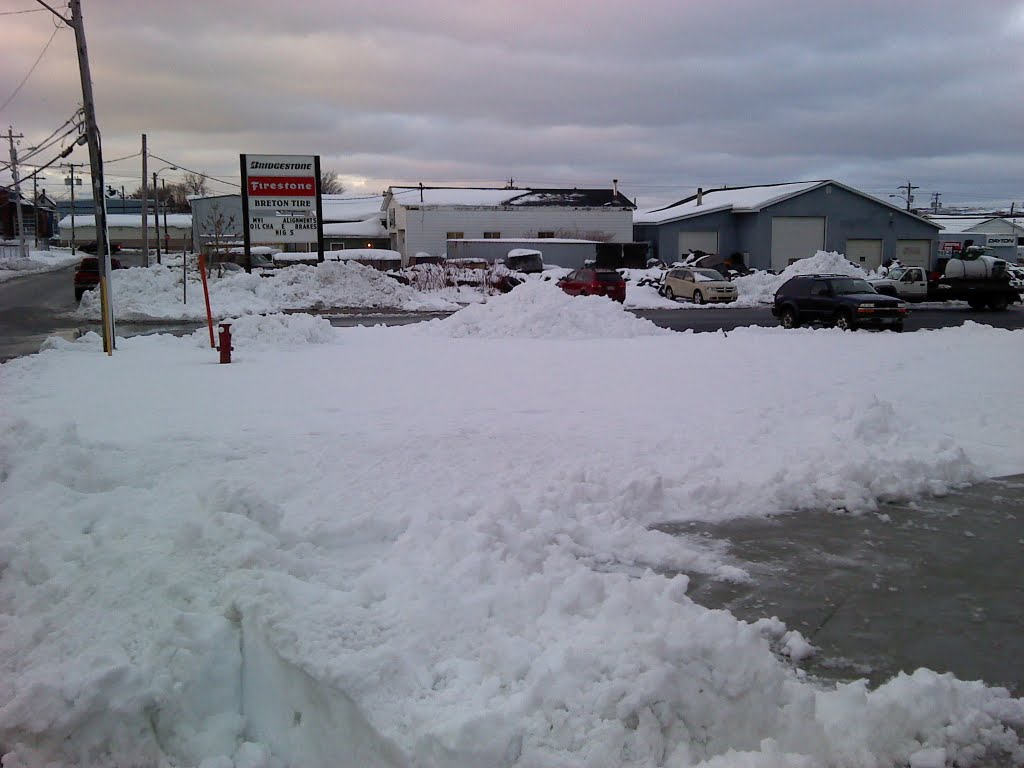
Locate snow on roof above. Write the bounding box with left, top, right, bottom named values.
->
left=634, top=182, right=822, bottom=224
left=58, top=213, right=192, bottom=229
left=449, top=238, right=599, bottom=244
left=321, top=194, right=385, bottom=222
left=926, top=216, right=1017, bottom=234
left=324, top=248, right=401, bottom=261
left=390, top=187, right=525, bottom=207
left=322, top=217, right=388, bottom=238
left=388, top=186, right=631, bottom=209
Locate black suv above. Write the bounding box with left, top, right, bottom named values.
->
left=772, top=274, right=908, bottom=331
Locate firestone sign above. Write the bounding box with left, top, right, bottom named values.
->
left=240, top=154, right=323, bottom=258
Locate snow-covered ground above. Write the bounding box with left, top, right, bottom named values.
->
left=0, top=246, right=80, bottom=283
left=3, top=282, right=1024, bottom=767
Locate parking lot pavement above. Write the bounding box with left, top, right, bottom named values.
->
left=659, top=474, right=1024, bottom=692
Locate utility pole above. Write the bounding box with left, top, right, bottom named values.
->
left=931, top=192, right=942, bottom=214
left=62, top=162, right=82, bottom=253
left=162, top=177, right=169, bottom=253
left=897, top=180, right=919, bottom=212
left=32, top=173, right=40, bottom=250
left=69, top=0, right=115, bottom=353
left=141, top=133, right=149, bottom=267
left=153, top=171, right=161, bottom=263
left=6, top=127, right=28, bottom=258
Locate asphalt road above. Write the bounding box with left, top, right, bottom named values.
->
left=2, top=265, right=1023, bottom=361
left=666, top=473, right=1024, bottom=692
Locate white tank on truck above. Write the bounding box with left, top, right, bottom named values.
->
left=942, top=246, right=1009, bottom=280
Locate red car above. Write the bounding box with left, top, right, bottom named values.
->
left=74, top=257, right=124, bottom=301
left=556, top=268, right=626, bottom=303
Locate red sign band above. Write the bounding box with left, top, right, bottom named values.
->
left=247, top=176, right=316, bottom=196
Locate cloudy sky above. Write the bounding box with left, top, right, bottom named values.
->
left=2, top=0, right=1023, bottom=210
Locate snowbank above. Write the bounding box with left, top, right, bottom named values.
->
left=418, top=280, right=671, bottom=338
left=732, top=251, right=867, bottom=306
left=3, top=318, right=1024, bottom=767
left=75, top=260, right=459, bottom=321
left=0, top=247, right=80, bottom=283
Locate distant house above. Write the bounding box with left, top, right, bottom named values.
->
left=1, top=186, right=58, bottom=242
left=383, top=185, right=635, bottom=264
left=634, top=181, right=941, bottom=271
left=926, top=215, right=1024, bottom=264
left=58, top=213, right=192, bottom=249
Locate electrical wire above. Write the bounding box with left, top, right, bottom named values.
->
left=0, top=7, right=47, bottom=15
left=103, top=151, right=141, bottom=164
left=147, top=153, right=240, bottom=188
left=0, top=24, right=61, bottom=114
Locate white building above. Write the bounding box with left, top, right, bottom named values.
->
left=927, top=215, right=1024, bottom=264
left=384, top=185, right=635, bottom=264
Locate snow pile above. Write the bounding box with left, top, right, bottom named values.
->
left=196, top=313, right=339, bottom=348
left=3, top=323, right=1024, bottom=767
left=0, top=247, right=80, bottom=283
left=733, top=251, right=867, bottom=306
left=418, top=280, right=671, bottom=338
left=76, top=260, right=459, bottom=320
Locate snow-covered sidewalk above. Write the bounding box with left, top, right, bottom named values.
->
left=3, top=283, right=1024, bottom=767
left=0, top=246, right=80, bottom=283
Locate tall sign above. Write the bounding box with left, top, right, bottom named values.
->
left=240, top=154, right=324, bottom=266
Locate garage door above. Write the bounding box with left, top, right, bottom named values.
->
left=771, top=217, right=825, bottom=271
left=895, top=239, right=931, bottom=269
left=846, top=239, right=883, bottom=271
left=678, top=231, right=719, bottom=259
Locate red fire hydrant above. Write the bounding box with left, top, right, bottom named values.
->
left=218, top=323, right=233, bottom=364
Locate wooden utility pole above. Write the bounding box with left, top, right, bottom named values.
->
left=6, top=127, right=28, bottom=258
left=153, top=171, right=161, bottom=263
left=69, top=0, right=115, bottom=352
left=141, top=133, right=149, bottom=267
left=62, top=162, right=81, bottom=253
left=897, top=180, right=919, bottom=212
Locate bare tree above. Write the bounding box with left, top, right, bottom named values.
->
left=202, top=202, right=237, bottom=276
left=183, top=172, right=209, bottom=198
left=320, top=169, right=346, bottom=195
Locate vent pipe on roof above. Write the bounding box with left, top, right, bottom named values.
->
left=696, top=187, right=703, bottom=206
left=612, top=179, right=618, bottom=197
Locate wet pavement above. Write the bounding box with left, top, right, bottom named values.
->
left=658, top=474, right=1024, bottom=692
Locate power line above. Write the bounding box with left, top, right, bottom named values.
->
left=147, top=152, right=240, bottom=188
left=103, top=151, right=141, bottom=164
left=0, top=7, right=47, bottom=15
left=0, top=24, right=61, bottom=114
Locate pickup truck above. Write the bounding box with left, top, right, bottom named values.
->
left=871, top=264, right=1020, bottom=311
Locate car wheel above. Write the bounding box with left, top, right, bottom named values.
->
left=579, top=291, right=588, bottom=297
left=988, top=295, right=1009, bottom=311
left=780, top=307, right=799, bottom=329
left=664, top=286, right=675, bottom=300
left=692, top=290, right=705, bottom=305
left=74, top=287, right=85, bottom=301
left=967, top=298, right=987, bottom=311
left=892, top=321, right=904, bottom=333
left=835, top=311, right=855, bottom=331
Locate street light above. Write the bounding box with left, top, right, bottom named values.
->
left=152, top=165, right=178, bottom=263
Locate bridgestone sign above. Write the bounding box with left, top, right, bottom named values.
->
left=240, top=153, right=324, bottom=261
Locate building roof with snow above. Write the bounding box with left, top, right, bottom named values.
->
left=386, top=186, right=634, bottom=209
left=926, top=215, right=1024, bottom=234
left=634, top=180, right=939, bottom=227
left=322, top=217, right=388, bottom=238
left=321, top=194, right=386, bottom=222
left=59, top=213, right=193, bottom=229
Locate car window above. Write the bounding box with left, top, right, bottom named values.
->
left=564, top=271, right=577, bottom=281
left=831, top=278, right=875, bottom=295
left=810, top=281, right=830, bottom=296
left=693, top=269, right=725, bottom=281
left=907, top=269, right=922, bottom=281
left=579, top=270, right=594, bottom=281
left=595, top=271, right=623, bottom=283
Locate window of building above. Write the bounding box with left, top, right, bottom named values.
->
left=537, top=231, right=555, bottom=238
left=483, top=232, right=501, bottom=239
left=446, top=231, right=464, bottom=240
